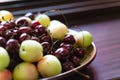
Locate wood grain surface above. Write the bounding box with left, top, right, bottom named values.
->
left=69, top=17, right=120, bottom=80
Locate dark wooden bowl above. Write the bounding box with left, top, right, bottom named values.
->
left=40, top=42, right=97, bottom=80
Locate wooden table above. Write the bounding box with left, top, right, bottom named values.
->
left=68, top=17, right=120, bottom=80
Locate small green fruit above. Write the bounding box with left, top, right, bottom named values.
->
left=35, top=14, right=50, bottom=27
left=75, top=31, right=93, bottom=48
left=13, top=62, right=38, bottom=80
left=0, top=10, right=14, bottom=21
left=19, top=40, right=43, bottom=62
left=0, top=47, right=10, bottom=71
left=47, top=20, right=68, bottom=40
left=37, top=55, right=62, bottom=77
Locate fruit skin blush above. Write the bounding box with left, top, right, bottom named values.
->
left=0, top=10, right=94, bottom=80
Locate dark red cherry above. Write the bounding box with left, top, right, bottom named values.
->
left=3, top=30, right=14, bottom=40
left=0, top=25, right=7, bottom=35
left=40, top=35, right=52, bottom=43
left=63, top=34, right=75, bottom=44
left=31, top=20, right=40, bottom=29
left=18, top=27, right=32, bottom=35
left=54, top=47, right=70, bottom=62
left=62, top=61, right=75, bottom=72
left=34, top=25, right=47, bottom=36
left=25, top=12, right=35, bottom=20
left=0, top=36, right=6, bottom=48
left=60, top=43, right=73, bottom=51
left=31, top=36, right=40, bottom=42
left=70, top=56, right=80, bottom=66
left=6, top=39, right=20, bottom=56
left=74, top=48, right=85, bottom=58
left=15, top=17, right=32, bottom=27
left=12, top=29, right=20, bottom=39
left=41, top=42, right=51, bottom=54
left=16, top=19, right=29, bottom=27
left=52, top=40, right=62, bottom=50
left=19, top=33, right=31, bottom=43
left=2, top=20, right=16, bottom=29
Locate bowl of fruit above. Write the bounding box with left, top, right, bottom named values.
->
left=0, top=10, right=96, bottom=80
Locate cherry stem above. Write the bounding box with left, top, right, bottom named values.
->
left=2, top=16, right=6, bottom=21
left=74, top=69, right=90, bottom=79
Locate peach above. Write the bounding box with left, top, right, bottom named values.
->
left=0, top=69, right=12, bottom=80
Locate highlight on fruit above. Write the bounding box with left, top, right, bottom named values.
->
left=0, top=10, right=93, bottom=80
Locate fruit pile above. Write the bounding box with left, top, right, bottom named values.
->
left=0, top=10, right=93, bottom=80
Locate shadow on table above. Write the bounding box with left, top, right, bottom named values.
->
left=61, top=66, right=98, bottom=80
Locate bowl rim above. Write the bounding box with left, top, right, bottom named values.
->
left=41, top=42, right=97, bottom=80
